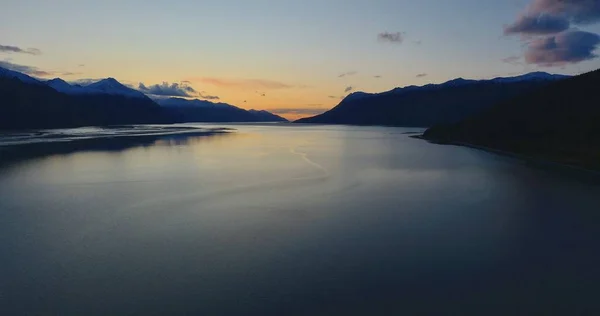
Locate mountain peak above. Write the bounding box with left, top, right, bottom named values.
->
left=91, top=77, right=125, bottom=87
left=47, top=78, right=69, bottom=85
left=443, top=77, right=473, bottom=86
left=85, top=78, right=147, bottom=99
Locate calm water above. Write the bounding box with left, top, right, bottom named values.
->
left=1, top=124, right=598, bottom=315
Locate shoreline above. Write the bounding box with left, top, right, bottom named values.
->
left=0, top=127, right=232, bottom=166
left=412, top=134, right=600, bottom=178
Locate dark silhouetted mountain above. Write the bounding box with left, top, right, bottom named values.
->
left=296, top=72, right=570, bottom=127
left=156, top=98, right=288, bottom=122
left=248, top=109, right=288, bottom=122
left=0, top=67, right=287, bottom=130
left=0, top=74, right=167, bottom=130
left=0, top=67, right=43, bottom=84
left=423, top=69, right=600, bottom=170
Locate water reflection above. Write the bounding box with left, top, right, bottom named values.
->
left=0, top=124, right=598, bottom=315
left=0, top=126, right=233, bottom=168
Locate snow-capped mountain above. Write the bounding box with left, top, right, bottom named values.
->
left=84, top=78, right=147, bottom=99
left=45, top=77, right=147, bottom=99
left=45, top=78, right=89, bottom=94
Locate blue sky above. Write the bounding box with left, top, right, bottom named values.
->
left=1, top=0, right=600, bottom=119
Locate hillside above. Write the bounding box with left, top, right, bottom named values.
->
left=157, top=98, right=288, bottom=122
left=423, top=69, right=600, bottom=170
left=296, top=73, right=568, bottom=127
left=0, top=76, right=167, bottom=130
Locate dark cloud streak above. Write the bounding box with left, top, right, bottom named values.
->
left=378, top=32, right=404, bottom=44
left=338, top=71, right=357, bottom=78
left=0, top=45, right=41, bottom=55
left=502, top=56, right=523, bottom=65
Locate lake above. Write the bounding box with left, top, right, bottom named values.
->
left=1, top=123, right=598, bottom=315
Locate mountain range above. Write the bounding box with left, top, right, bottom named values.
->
left=422, top=69, right=600, bottom=171
left=296, top=72, right=570, bottom=127
left=0, top=67, right=287, bottom=130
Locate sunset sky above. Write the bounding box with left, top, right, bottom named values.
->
left=2, top=0, right=600, bottom=120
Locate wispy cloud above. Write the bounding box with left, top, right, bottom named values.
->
left=328, top=95, right=338, bottom=98
left=338, top=71, right=357, bottom=78
left=60, top=71, right=82, bottom=76
left=0, top=44, right=41, bottom=55
left=198, top=92, right=220, bottom=100
left=0, top=60, right=51, bottom=76
left=138, top=81, right=198, bottom=98
left=344, top=86, right=354, bottom=93
left=502, top=56, right=523, bottom=66
left=416, top=73, right=428, bottom=78
left=373, top=75, right=382, bottom=78
left=187, top=77, right=293, bottom=90
left=378, top=32, right=404, bottom=44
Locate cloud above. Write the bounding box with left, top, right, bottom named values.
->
left=338, top=71, right=357, bottom=78
left=504, top=1, right=600, bottom=66
left=60, top=72, right=82, bottom=76
left=328, top=95, right=338, bottom=98
left=188, top=77, right=293, bottom=90
left=0, top=60, right=52, bottom=76
left=506, top=0, right=600, bottom=36
left=378, top=32, right=404, bottom=44
left=416, top=73, right=428, bottom=78
left=71, top=78, right=103, bottom=85
left=138, top=81, right=198, bottom=97
left=373, top=75, right=382, bottom=78
left=502, top=56, right=523, bottom=65
left=344, top=86, right=354, bottom=93
left=0, top=45, right=41, bottom=55
left=78, top=64, right=85, bottom=67
left=504, top=13, right=570, bottom=35
left=413, top=40, right=422, bottom=45
left=524, top=30, right=600, bottom=66
left=198, top=92, right=220, bottom=100
left=530, top=0, right=600, bottom=25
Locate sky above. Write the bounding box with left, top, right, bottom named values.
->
left=1, top=0, right=600, bottom=120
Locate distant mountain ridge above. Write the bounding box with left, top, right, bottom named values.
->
left=297, top=72, right=570, bottom=127
left=0, top=67, right=287, bottom=130
left=156, top=97, right=287, bottom=123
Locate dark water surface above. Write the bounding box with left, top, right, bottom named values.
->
left=1, top=124, right=598, bottom=315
